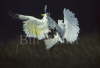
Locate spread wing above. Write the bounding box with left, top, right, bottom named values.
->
left=17, top=14, right=50, bottom=40
left=63, top=8, right=80, bottom=43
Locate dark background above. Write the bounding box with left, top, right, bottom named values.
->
left=0, top=0, right=99, bottom=41
left=0, top=0, right=100, bottom=68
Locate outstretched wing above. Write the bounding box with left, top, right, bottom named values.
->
left=63, top=8, right=80, bottom=43
left=17, top=14, right=50, bottom=40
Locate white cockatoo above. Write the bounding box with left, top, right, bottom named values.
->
left=11, top=5, right=80, bottom=49
left=44, top=8, right=80, bottom=49
left=14, top=5, right=51, bottom=40
left=17, top=14, right=50, bottom=40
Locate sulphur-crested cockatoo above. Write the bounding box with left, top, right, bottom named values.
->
left=44, top=8, right=80, bottom=49
left=10, top=5, right=80, bottom=49
left=16, top=14, right=50, bottom=40
left=13, top=5, right=50, bottom=40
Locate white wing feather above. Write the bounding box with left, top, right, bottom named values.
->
left=16, top=8, right=80, bottom=49
left=44, top=33, right=63, bottom=49
left=44, top=9, right=80, bottom=49
left=17, top=14, right=50, bottom=40
left=63, top=8, right=80, bottom=43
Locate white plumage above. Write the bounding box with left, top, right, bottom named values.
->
left=44, top=8, right=80, bottom=49
left=16, top=6, right=80, bottom=49
left=63, top=9, right=80, bottom=43
left=44, top=32, right=62, bottom=49
left=17, top=14, right=50, bottom=40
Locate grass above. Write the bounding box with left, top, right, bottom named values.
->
left=0, top=33, right=100, bottom=68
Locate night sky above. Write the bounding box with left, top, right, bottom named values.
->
left=0, top=0, right=99, bottom=41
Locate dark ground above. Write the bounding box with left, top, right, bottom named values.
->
left=0, top=33, right=100, bottom=68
